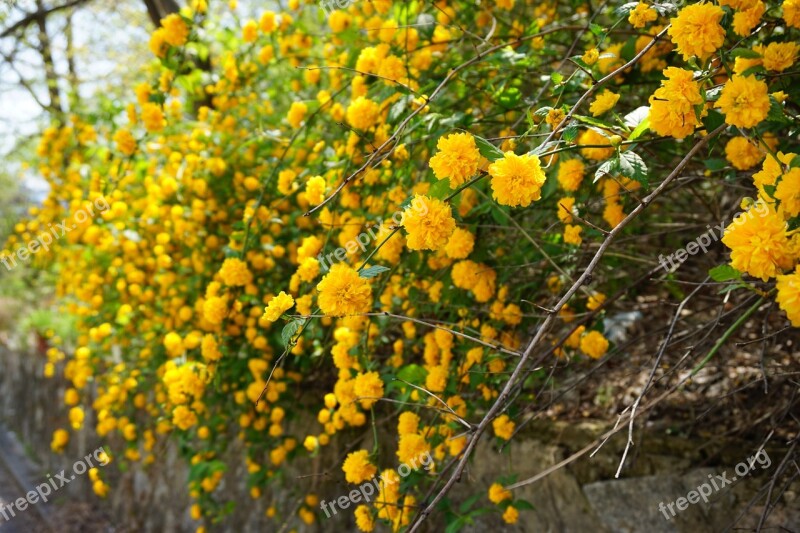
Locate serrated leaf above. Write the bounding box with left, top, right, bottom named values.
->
left=550, top=72, right=564, bottom=84
left=563, top=122, right=579, bottom=142
left=281, top=319, right=304, bottom=347
left=709, top=264, right=742, bottom=282
left=473, top=135, right=505, bottom=162
left=594, top=157, right=619, bottom=183
left=766, top=96, right=790, bottom=124
left=615, top=1, right=639, bottom=15
left=359, top=265, right=391, bottom=279
left=619, top=151, right=648, bottom=183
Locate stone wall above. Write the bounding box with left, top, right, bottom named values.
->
left=1, top=343, right=798, bottom=532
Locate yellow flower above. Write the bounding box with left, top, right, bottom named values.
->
left=557, top=197, right=576, bottom=223
left=761, top=42, right=799, bottom=72
left=564, top=224, right=583, bottom=245
left=648, top=67, right=704, bottom=139
left=580, top=331, right=609, bottom=358
left=51, top=429, right=69, bottom=452
left=488, top=152, right=547, bottom=207
left=353, top=371, right=384, bottom=409
left=329, top=11, right=351, bottom=33
left=492, top=414, right=515, bottom=440
left=578, top=128, right=615, bottom=160
left=203, top=296, right=228, bottom=325
left=355, top=505, right=374, bottom=532
left=725, top=137, right=765, bottom=170
left=488, top=483, right=512, bottom=504
left=732, top=1, right=765, bottom=37
left=557, top=159, right=585, bottom=192
left=397, top=433, right=430, bottom=465
left=753, top=152, right=796, bottom=188
left=429, top=132, right=482, bottom=189
left=201, top=334, right=222, bottom=362
left=716, top=75, right=770, bottom=128
left=425, top=365, right=448, bottom=392
left=444, top=228, right=475, bottom=259
left=668, top=3, right=726, bottom=61
left=113, top=128, right=136, bottom=156
left=172, top=405, right=198, bottom=430
left=316, top=264, right=373, bottom=317
left=219, top=258, right=252, bottom=287
left=582, top=48, right=599, bottom=66
left=161, top=14, right=189, bottom=47
left=141, top=103, right=166, bottom=133
left=242, top=19, right=258, bottom=42
left=722, top=202, right=798, bottom=281
left=776, top=266, right=800, bottom=326
left=263, top=291, right=295, bottom=322
left=149, top=28, right=168, bottom=58
left=303, top=435, right=319, bottom=452
left=629, top=2, right=658, bottom=28
left=401, top=195, right=456, bottom=251
left=784, top=0, right=800, bottom=27
left=305, top=176, right=326, bottom=205
left=589, top=90, right=620, bottom=116
left=546, top=108, right=565, bottom=129
left=342, top=450, right=377, bottom=484
left=502, top=506, right=519, bottom=524
left=164, top=332, right=185, bottom=356
left=775, top=168, right=800, bottom=218
left=260, top=11, right=276, bottom=32
left=397, top=412, right=420, bottom=435
left=346, top=97, right=381, bottom=130
left=287, top=101, right=307, bottom=129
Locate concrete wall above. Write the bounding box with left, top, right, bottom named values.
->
left=1, top=343, right=798, bottom=532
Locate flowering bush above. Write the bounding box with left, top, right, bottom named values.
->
left=2, top=0, right=799, bottom=530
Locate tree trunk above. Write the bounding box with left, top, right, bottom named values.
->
left=35, top=0, right=63, bottom=117
left=142, top=0, right=180, bottom=27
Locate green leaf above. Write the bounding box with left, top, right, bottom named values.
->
left=550, top=72, right=564, bottom=84
left=766, top=96, right=790, bottom=124
left=702, top=109, right=725, bottom=132
left=704, top=158, right=727, bottom=171
left=397, top=364, right=427, bottom=385
left=709, top=264, right=742, bottom=282
left=594, top=156, right=619, bottom=183
left=429, top=177, right=453, bottom=199
left=359, top=265, right=391, bottom=279
left=615, top=2, right=639, bottom=15
left=573, top=114, right=616, bottom=130
left=473, top=135, right=505, bottom=162
left=281, top=319, right=304, bottom=347
left=729, top=47, right=762, bottom=59
left=624, top=106, right=650, bottom=129
left=563, top=121, right=579, bottom=143
left=629, top=116, right=650, bottom=140
left=619, top=151, right=648, bottom=184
